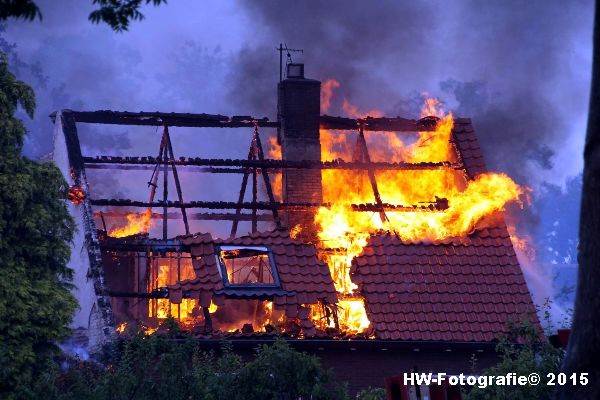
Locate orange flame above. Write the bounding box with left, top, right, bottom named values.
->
left=314, top=82, right=526, bottom=334
left=109, top=209, right=154, bottom=238
left=290, top=224, right=303, bottom=239
left=116, top=322, right=127, bottom=334
left=321, top=79, right=340, bottom=113
left=267, top=135, right=283, bottom=202
left=154, top=261, right=197, bottom=322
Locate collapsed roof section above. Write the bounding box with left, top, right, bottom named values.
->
left=168, top=229, right=337, bottom=337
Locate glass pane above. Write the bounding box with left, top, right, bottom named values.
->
left=219, top=248, right=275, bottom=285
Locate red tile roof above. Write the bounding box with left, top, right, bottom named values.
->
left=453, top=118, right=487, bottom=179
left=350, top=225, right=537, bottom=342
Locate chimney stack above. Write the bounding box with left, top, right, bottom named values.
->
left=278, top=65, right=322, bottom=241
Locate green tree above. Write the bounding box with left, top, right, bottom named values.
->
left=465, top=320, right=564, bottom=400
left=0, top=53, right=77, bottom=399
left=0, top=0, right=167, bottom=31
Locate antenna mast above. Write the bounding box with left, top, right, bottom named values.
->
left=277, top=43, right=303, bottom=82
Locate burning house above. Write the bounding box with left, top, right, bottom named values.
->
left=51, top=64, right=538, bottom=394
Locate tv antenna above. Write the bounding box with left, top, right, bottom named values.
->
left=277, top=43, right=303, bottom=82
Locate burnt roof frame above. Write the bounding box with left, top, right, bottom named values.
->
left=53, top=108, right=456, bottom=228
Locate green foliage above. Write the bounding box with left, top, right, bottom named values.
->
left=0, top=0, right=167, bottom=31
left=465, top=319, right=564, bottom=400
left=356, top=386, right=386, bottom=400
left=31, top=333, right=349, bottom=400
left=0, top=53, right=77, bottom=399
left=236, top=339, right=347, bottom=400
left=89, top=0, right=168, bottom=32
left=0, top=0, right=41, bottom=22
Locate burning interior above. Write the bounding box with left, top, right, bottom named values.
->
left=52, top=66, right=537, bottom=351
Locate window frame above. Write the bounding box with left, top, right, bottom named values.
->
left=215, top=245, right=281, bottom=288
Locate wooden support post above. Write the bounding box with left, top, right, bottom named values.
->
left=253, top=126, right=282, bottom=228
left=164, top=126, right=190, bottom=235
left=202, top=306, right=213, bottom=332
left=99, top=211, right=107, bottom=231
left=230, top=147, right=252, bottom=238
left=162, top=131, right=169, bottom=240
left=356, top=126, right=389, bottom=224
left=252, top=166, right=258, bottom=233
left=148, top=133, right=166, bottom=204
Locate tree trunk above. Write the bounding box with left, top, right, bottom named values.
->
left=554, top=1, right=600, bottom=398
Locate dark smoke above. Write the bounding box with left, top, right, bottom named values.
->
left=233, top=0, right=591, bottom=188
left=1, top=1, right=591, bottom=309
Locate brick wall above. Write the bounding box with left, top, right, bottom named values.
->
left=314, top=348, right=498, bottom=396
left=278, top=77, right=322, bottom=241
left=227, top=344, right=499, bottom=397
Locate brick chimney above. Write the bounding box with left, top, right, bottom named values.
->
left=277, top=65, right=322, bottom=240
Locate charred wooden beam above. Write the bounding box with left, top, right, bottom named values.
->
left=100, top=241, right=186, bottom=252
left=108, top=290, right=165, bottom=298
left=51, top=110, right=435, bottom=131
left=50, top=110, right=439, bottom=131
left=356, top=125, right=388, bottom=224
left=83, top=156, right=460, bottom=171
left=107, top=289, right=195, bottom=299
left=164, top=126, right=190, bottom=235
left=90, top=199, right=450, bottom=212
left=95, top=211, right=273, bottom=222
left=51, top=110, right=279, bottom=128
left=319, top=115, right=438, bottom=131
left=85, top=164, right=251, bottom=174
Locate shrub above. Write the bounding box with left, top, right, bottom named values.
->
left=30, top=327, right=349, bottom=400
left=356, top=386, right=386, bottom=400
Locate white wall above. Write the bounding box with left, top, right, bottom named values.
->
left=52, top=112, right=97, bottom=332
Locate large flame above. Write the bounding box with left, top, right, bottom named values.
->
left=152, top=257, right=198, bottom=323
left=321, top=79, right=340, bottom=112
left=109, top=209, right=154, bottom=238
left=314, top=85, right=526, bottom=334
left=267, top=135, right=283, bottom=201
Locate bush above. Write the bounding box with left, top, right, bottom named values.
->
left=30, top=327, right=349, bottom=400
left=356, top=386, right=386, bottom=400
left=465, top=319, right=564, bottom=400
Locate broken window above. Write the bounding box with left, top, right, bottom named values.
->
left=217, top=246, right=279, bottom=286
left=148, top=252, right=196, bottom=321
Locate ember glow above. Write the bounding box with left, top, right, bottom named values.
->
left=116, top=322, right=127, bottom=334
left=315, top=85, right=526, bottom=333
left=68, top=185, right=85, bottom=204
left=108, top=209, right=154, bottom=238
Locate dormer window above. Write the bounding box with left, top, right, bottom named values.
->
left=216, top=246, right=280, bottom=287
